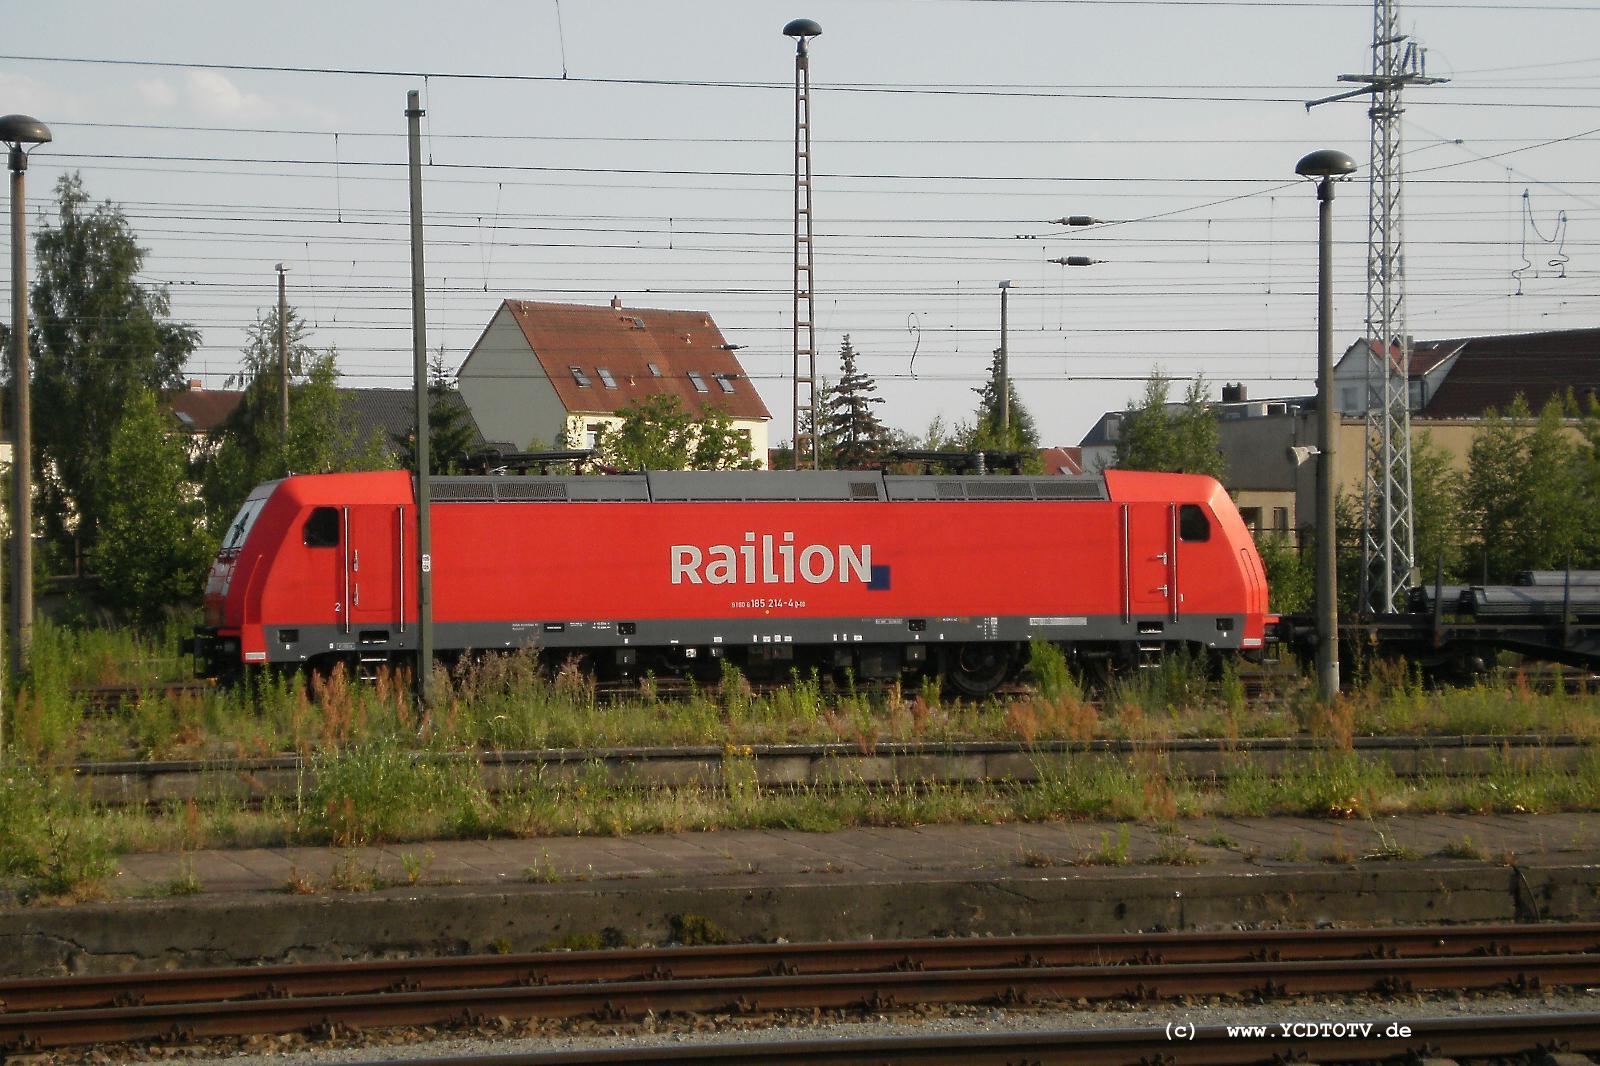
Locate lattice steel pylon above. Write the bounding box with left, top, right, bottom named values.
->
left=785, top=19, right=822, bottom=470
left=1314, top=0, right=1444, bottom=613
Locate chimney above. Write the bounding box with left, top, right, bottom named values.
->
left=1222, top=383, right=1246, bottom=403
left=610, top=295, right=622, bottom=310
left=188, top=379, right=204, bottom=390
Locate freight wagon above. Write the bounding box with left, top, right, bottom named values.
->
left=187, top=468, right=1272, bottom=695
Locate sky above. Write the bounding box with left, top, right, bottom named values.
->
left=3, top=0, right=1596, bottom=448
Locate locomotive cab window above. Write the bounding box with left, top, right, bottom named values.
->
left=1179, top=504, right=1210, bottom=542
left=303, top=507, right=340, bottom=548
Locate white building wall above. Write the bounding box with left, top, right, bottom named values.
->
left=457, top=308, right=568, bottom=449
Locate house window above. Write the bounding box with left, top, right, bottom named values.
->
left=647, top=363, right=662, bottom=377
left=1341, top=387, right=1357, bottom=411
left=1239, top=507, right=1262, bottom=534
left=570, top=366, right=592, bottom=387
left=714, top=373, right=736, bottom=394
left=597, top=367, right=618, bottom=389
left=1272, top=507, right=1289, bottom=532
left=584, top=422, right=605, bottom=449
left=687, top=371, right=710, bottom=394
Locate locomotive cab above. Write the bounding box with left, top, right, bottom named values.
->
left=186, top=472, right=416, bottom=678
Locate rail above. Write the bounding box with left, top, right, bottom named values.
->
left=3, top=924, right=1598, bottom=1054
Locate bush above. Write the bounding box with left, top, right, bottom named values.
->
left=0, top=763, right=119, bottom=899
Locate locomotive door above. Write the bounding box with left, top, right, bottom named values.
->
left=344, top=505, right=401, bottom=629
left=1122, top=503, right=1178, bottom=622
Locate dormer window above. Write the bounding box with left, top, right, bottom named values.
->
left=570, top=367, right=592, bottom=387
left=647, top=363, right=662, bottom=377
left=597, top=367, right=618, bottom=389
left=714, top=373, right=736, bottom=394
left=687, top=371, right=709, bottom=394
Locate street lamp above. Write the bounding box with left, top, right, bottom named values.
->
left=784, top=18, right=822, bottom=469
left=2, top=114, right=51, bottom=690
left=1296, top=148, right=1357, bottom=705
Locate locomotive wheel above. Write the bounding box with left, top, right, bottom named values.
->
left=944, top=643, right=1014, bottom=698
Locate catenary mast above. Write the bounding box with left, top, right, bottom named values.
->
left=1311, top=0, right=1444, bottom=613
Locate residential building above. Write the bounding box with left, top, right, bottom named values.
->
left=162, top=384, right=491, bottom=466
left=166, top=381, right=242, bottom=457
left=1334, top=327, right=1600, bottom=417
left=1079, top=326, right=1600, bottom=545
left=456, top=299, right=772, bottom=467
left=1039, top=446, right=1083, bottom=476
left=338, top=387, right=495, bottom=464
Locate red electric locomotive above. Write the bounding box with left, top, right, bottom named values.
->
left=187, top=468, right=1271, bottom=694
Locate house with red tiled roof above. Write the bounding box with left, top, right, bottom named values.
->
left=1038, top=446, right=1083, bottom=476
left=1332, top=327, right=1600, bottom=417
left=456, top=299, right=773, bottom=467
left=1331, top=338, right=1460, bottom=415
left=167, top=383, right=244, bottom=438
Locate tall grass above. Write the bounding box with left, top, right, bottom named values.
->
left=6, top=620, right=1595, bottom=771
left=0, top=761, right=118, bottom=899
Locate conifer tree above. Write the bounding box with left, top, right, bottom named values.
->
left=819, top=336, right=891, bottom=468
left=395, top=352, right=478, bottom=475
left=969, top=348, right=1041, bottom=456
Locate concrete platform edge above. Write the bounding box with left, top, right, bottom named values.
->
left=4, top=859, right=1598, bottom=979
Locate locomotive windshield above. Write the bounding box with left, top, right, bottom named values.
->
left=219, top=494, right=269, bottom=554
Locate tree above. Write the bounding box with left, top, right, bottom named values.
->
left=819, top=336, right=891, bottom=468
left=92, top=388, right=211, bottom=627
left=200, top=305, right=389, bottom=533
left=1461, top=395, right=1584, bottom=581
left=1254, top=529, right=1313, bottom=615
left=394, top=352, right=479, bottom=475
left=1575, top=392, right=1600, bottom=569
left=1111, top=372, right=1226, bottom=480
left=969, top=349, right=1041, bottom=456
left=29, top=174, right=198, bottom=555
left=1408, top=430, right=1467, bottom=583
left=591, top=394, right=760, bottom=470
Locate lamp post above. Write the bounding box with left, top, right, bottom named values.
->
left=1296, top=148, right=1357, bottom=705
left=2, top=114, right=51, bottom=693
left=784, top=17, right=821, bottom=469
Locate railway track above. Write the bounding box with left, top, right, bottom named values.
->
left=3, top=924, right=1598, bottom=1054
left=66, top=732, right=1597, bottom=808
